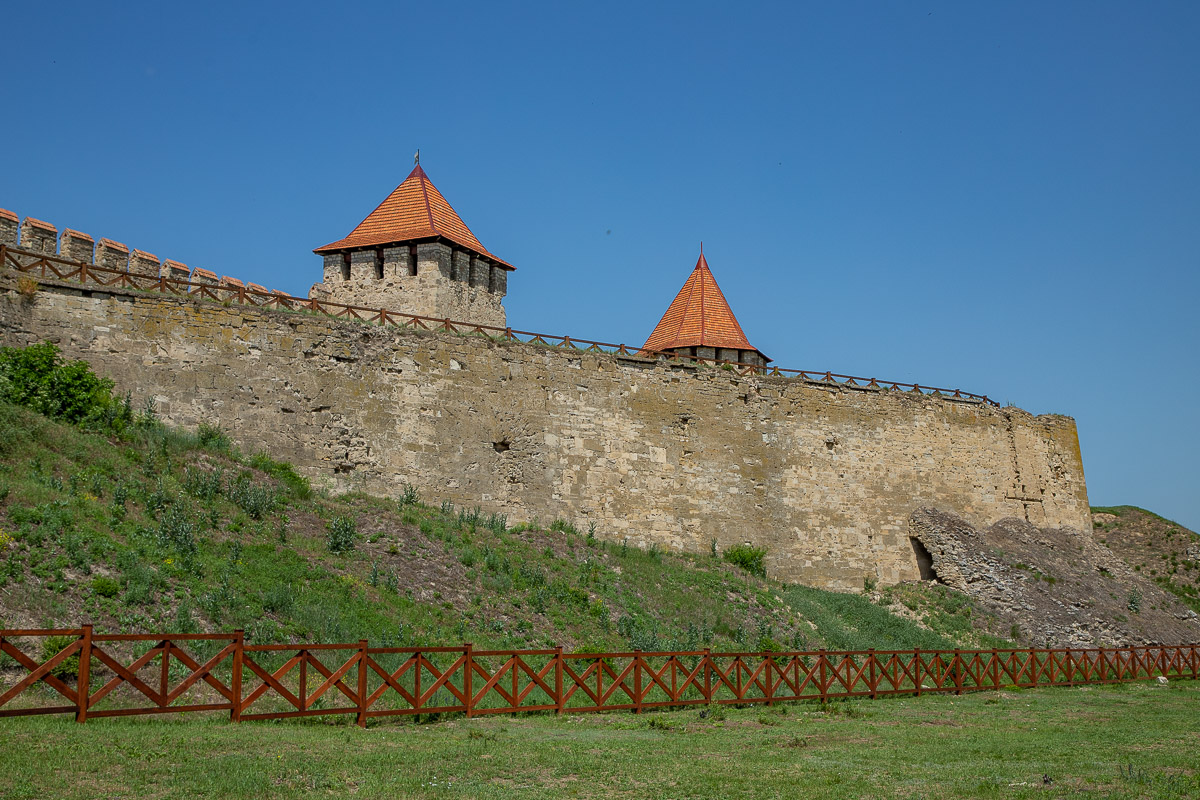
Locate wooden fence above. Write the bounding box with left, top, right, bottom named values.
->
left=1, top=243, right=998, bottom=406
left=1, top=628, right=1195, bottom=726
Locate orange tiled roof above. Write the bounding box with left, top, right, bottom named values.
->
left=62, top=228, right=93, bottom=242
left=314, top=165, right=513, bottom=269
left=99, top=238, right=129, bottom=252
left=25, top=217, right=55, bottom=232
left=642, top=252, right=767, bottom=360
left=0, top=209, right=17, bottom=222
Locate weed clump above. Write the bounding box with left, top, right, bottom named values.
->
left=327, top=515, right=358, bottom=553
left=723, top=543, right=767, bottom=578
left=40, top=635, right=79, bottom=680
left=91, top=575, right=119, bottom=598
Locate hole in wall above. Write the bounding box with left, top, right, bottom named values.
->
left=493, top=440, right=511, bottom=453
left=910, top=537, right=939, bottom=581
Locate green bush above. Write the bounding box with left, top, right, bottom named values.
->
left=196, top=423, right=230, bottom=451
left=0, top=342, right=129, bottom=428
left=91, top=576, right=120, bottom=598
left=723, top=544, right=767, bottom=577
left=40, top=635, right=80, bottom=680
left=327, top=515, right=358, bottom=553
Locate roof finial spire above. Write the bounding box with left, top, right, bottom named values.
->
left=414, top=149, right=420, bottom=166
left=700, top=241, right=703, bottom=254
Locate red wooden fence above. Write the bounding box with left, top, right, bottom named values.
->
left=1, top=244, right=998, bottom=406
left=1, top=628, right=1195, bottom=726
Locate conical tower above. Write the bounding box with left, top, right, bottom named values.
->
left=643, top=250, right=769, bottom=367
left=312, top=164, right=514, bottom=327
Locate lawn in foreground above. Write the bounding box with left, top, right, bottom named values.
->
left=2, top=682, right=1197, bottom=799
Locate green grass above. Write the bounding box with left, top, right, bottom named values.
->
left=1, top=682, right=1197, bottom=798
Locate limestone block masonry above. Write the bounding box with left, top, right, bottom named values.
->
left=0, top=280, right=1091, bottom=590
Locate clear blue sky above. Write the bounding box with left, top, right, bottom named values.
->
left=6, top=1, right=1198, bottom=531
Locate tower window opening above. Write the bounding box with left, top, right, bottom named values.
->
left=409, top=245, right=418, bottom=276
left=374, top=249, right=384, bottom=279
left=341, top=253, right=351, bottom=281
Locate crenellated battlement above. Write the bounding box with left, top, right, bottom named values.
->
left=0, top=207, right=290, bottom=297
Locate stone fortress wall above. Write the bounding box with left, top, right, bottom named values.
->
left=0, top=208, right=1091, bottom=590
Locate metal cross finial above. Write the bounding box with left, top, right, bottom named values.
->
left=414, top=149, right=420, bottom=165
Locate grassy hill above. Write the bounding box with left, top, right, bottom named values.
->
left=1092, top=506, right=1200, bottom=615
left=0, top=344, right=1002, bottom=655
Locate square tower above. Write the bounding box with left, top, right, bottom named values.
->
left=311, top=164, right=514, bottom=327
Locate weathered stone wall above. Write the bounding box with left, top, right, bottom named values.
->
left=0, top=278, right=1091, bottom=590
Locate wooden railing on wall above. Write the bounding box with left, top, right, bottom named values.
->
left=1, top=628, right=1194, bottom=726
left=1, top=244, right=999, bottom=406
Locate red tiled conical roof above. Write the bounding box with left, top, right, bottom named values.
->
left=643, top=252, right=767, bottom=360
left=314, top=165, right=513, bottom=269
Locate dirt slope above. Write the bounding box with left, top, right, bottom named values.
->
left=908, top=508, right=1200, bottom=647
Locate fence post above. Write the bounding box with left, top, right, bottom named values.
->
left=703, top=648, right=712, bottom=703
left=356, top=639, right=369, bottom=728
left=914, top=648, right=922, bottom=697
left=633, top=650, right=642, bottom=714
left=464, top=643, right=474, bottom=718
left=554, top=646, right=563, bottom=715
left=868, top=649, right=877, bottom=700
left=953, top=649, right=962, bottom=696
left=1030, top=649, right=1038, bottom=688
left=1192, top=645, right=1197, bottom=680
left=818, top=649, right=828, bottom=704
left=230, top=629, right=244, bottom=723
left=75, top=624, right=92, bottom=723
